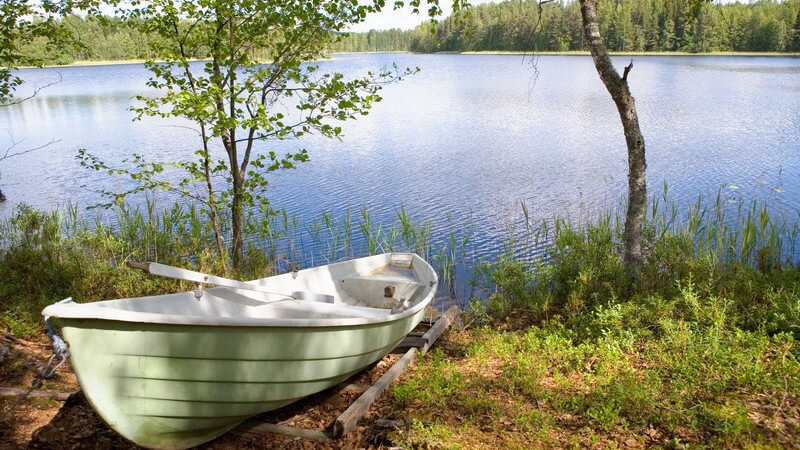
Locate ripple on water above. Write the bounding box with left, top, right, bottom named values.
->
left=1, top=54, right=799, bottom=272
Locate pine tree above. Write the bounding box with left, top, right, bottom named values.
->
left=792, top=9, right=800, bottom=51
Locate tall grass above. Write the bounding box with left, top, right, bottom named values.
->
left=1, top=187, right=798, bottom=337
left=476, top=187, right=800, bottom=339
left=392, top=187, right=800, bottom=448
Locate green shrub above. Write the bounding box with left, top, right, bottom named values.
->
left=0, top=203, right=276, bottom=336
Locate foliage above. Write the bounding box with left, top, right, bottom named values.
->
left=10, top=1, right=800, bottom=67
left=76, top=0, right=440, bottom=268
left=0, top=203, right=256, bottom=336
left=331, top=29, right=415, bottom=53
left=0, top=0, right=99, bottom=105
left=1, top=0, right=51, bottom=104
left=393, top=315, right=799, bottom=447
left=0, top=200, right=447, bottom=336
left=399, top=201, right=800, bottom=446
left=474, top=192, right=800, bottom=340
left=408, top=0, right=800, bottom=53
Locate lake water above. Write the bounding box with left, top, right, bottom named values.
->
left=2, top=54, right=799, bottom=272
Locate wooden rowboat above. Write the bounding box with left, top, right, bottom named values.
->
left=42, top=252, right=437, bottom=449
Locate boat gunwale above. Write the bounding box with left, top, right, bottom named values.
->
left=42, top=253, right=438, bottom=328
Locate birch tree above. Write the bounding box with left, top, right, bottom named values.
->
left=80, top=0, right=465, bottom=269
left=578, top=0, right=710, bottom=270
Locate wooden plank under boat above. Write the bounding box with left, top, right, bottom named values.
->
left=41, top=252, right=437, bottom=449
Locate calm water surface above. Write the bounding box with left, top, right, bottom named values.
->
left=1, top=54, right=799, bottom=264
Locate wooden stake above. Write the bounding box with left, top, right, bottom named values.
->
left=420, top=305, right=458, bottom=355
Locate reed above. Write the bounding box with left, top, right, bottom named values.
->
left=1, top=186, right=799, bottom=337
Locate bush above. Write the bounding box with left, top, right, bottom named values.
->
left=0, top=204, right=275, bottom=336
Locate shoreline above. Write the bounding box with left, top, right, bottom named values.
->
left=23, top=58, right=208, bottom=69
left=26, top=56, right=331, bottom=69
left=23, top=50, right=800, bottom=68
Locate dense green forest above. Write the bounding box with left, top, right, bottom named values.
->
left=18, top=0, right=800, bottom=64
left=332, top=29, right=413, bottom=52
left=405, top=0, right=800, bottom=52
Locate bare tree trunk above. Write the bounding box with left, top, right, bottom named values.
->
left=580, top=0, right=647, bottom=270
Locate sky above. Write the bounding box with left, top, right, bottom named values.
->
left=348, top=0, right=492, bottom=32
left=347, top=0, right=749, bottom=32
left=89, top=0, right=752, bottom=33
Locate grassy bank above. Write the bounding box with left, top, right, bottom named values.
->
left=0, top=201, right=450, bottom=336
left=391, top=318, right=798, bottom=447
left=1, top=194, right=799, bottom=447
left=388, top=199, right=800, bottom=447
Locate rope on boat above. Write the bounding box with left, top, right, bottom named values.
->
left=12, top=298, right=73, bottom=407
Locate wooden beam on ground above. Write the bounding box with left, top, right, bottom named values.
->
left=0, top=387, right=74, bottom=401
left=235, top=307, right=460, bottom=442
left=420, top=305, right=458, bottom=355
left=333, top=306, right=460, bottom=438
left=236, top=422, right=333, bottom=442
left=333, top=346, right=418, bottom=438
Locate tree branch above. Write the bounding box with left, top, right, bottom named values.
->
left=0, top=71, right=62, bottom=108
left=622, top=60, right=633, bottom=82
left=1, top=134, right=60, bottom=161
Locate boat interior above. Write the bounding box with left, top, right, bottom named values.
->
left=44, top=253, right=437, bottom=325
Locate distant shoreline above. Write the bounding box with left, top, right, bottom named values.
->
left=23, top=58, right=208, bottom=69
left=26, top=56, right=330, bottom=69
left=24, top=50, right=800, bottom=68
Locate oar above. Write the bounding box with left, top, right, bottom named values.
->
left=126, top=261, right=334, bottom=303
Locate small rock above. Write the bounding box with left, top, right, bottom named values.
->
left=373, top=419, right=403, bottom=430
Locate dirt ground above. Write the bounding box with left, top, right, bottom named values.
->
left=0, top=332, right=410, bottom=450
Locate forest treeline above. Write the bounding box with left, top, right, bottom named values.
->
left=352, top=0, right=800, bottom=53
left=18, top=0, right=800, bottom=64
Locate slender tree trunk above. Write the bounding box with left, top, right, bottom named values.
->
left=224, top=9, right=245, bottom=270
left=231, top=173, right=244, bottom=269
left=202, top=152, right=226, bottom=265
left=580, top=0, right=647, bottom=270
left=170, top=18, right=227, bottom=265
